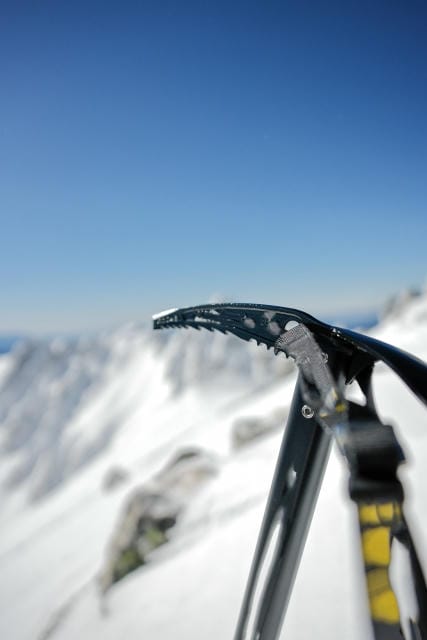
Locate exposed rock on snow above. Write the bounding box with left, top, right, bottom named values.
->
left=99, top=491, right=177, bottom=592
left=99, top=448, right=217, bottom=592
left=231, top=406, right=288, bottom=449
left=101, top=467, right=130, bottom=493
left=381, top=288, right=422, bottom=321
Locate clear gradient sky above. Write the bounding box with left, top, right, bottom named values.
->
left=1, top=1, right=426, bottom=333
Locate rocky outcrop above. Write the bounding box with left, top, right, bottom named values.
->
left=101, top=466, right=130, bottom=492
left=382, top=288, right=421, bottom=321
left=99, top=448, right=217, bottom=592
left=231, top=407, right=288, bottom=449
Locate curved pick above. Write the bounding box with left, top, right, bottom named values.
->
left=153, top=303, right=427, bottom=407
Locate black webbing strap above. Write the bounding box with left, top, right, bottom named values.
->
left=344, top=412, right=405, bottom=640
left=275, top=324, right=427, bottom=640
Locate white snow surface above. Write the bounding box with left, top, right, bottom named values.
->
left=0, top=292, right=426, bottom=640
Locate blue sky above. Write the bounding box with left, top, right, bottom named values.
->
left=1, top=1, right=426, bottom=333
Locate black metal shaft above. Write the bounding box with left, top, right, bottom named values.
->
left=234, top=376, right=333, bottom=640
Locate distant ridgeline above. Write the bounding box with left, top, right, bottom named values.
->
left=0, top=314, right=379, bottom=355
left=0, top=336, right=22, bottom=354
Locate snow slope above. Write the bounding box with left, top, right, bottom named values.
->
left=0, top=293, right=426, bottom=640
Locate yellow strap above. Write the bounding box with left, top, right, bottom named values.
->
left=362, top=527, right=391, bottom=566
left=357, top=501, right=402, bottom=626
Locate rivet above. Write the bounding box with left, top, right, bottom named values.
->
left=301, top=405, right=314, bottom=419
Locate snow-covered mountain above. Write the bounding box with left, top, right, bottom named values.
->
left=0, top=324, right=292, bottom=505
left=0, top=292, right=426, bottom=640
